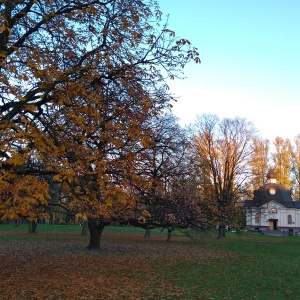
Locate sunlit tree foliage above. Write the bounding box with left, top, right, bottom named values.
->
left=0, top=0, right=199, bottom=247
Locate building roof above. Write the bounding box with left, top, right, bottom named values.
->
left=245, top=171, right=300, bottom=209
left=266, top=168, right=277, bottom=180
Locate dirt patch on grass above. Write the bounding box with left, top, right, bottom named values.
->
left=0, top=232, right=223, bottom=299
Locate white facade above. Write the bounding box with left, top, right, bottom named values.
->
left=245, top=169, right=300, bottom=234
left=246, top=200, right=300, bottom=233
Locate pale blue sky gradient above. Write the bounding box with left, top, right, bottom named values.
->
left=159, top=0, right=300, bottom=140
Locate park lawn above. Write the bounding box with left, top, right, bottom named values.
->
left=0, top=225, right=299, bottom=300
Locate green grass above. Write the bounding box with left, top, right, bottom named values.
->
left=0, top=223, right=156, bottom=241
left=1, top=224, right=300, bottom=299
left=169, top=236, right=300, bottom=299
left=0, top=223, right=82, bottom=233
left=0, top=223, right=152, bottom=234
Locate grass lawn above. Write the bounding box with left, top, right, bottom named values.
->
left=0, top=224, right=299, bottom=299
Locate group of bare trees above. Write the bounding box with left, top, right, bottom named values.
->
left=190, top=115, right=300, bottom=237
left=147, top=114, right=300, bottom=240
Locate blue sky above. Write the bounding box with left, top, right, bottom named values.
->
left=159, top=0, right=300, bottom=140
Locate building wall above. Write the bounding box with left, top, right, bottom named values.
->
left=246, top=201, right=300, bottom=233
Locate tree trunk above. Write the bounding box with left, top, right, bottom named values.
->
left=28, top=221, right=37, bottom=233
left=167, top=227, right=172, bottom=242
left=87, top=220, right=107, bottom=250
left=144, top=228, right=151, bottom=238
left=81, top=221, right=89, bottom=236
left=217, top=224, right=226, bottom=239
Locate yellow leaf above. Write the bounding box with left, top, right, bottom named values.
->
left=0, top=26, right=12, bottom=34
left=138, top=216, right=146, bottom=222
left=75, top=213, right=83, bottom=219
left=105, top=197, right=113, bottom=207
left=142, top=210, right=151, bottom=217
left=75, top=213, right=87, bottom=221
left=53, top=174, right=61, bottom=181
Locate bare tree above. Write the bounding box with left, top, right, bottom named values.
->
left=129, top=113, right=195, bottom=241
left=193, top=114, right=256, bottom=238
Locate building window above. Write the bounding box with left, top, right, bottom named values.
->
left=255, top=213, right=259, bottom=224
left=288, top=215, right=292, bottom=224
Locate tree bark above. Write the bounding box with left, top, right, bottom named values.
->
left=28, top=220, right=37, bottom=233
left=87, top=220, right=108, bottom=250
left=81, top=221, right=89, bottom=236
left=167, top=227, right=172, bottom=242
left=217, top=224, right=226, bottom=239
left=144, top=228, right=151, bottom=238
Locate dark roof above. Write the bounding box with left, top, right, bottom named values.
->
left=245, top=182, right=300, bottom=209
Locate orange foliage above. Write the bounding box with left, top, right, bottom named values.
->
left=0, top=1, right=199, bottom=222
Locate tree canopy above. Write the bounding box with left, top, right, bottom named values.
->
left=272, top=137, right=292, bottom=188
left=249, top=137, right=269, bottom=190
left=0, top=0, right=199, bottom=225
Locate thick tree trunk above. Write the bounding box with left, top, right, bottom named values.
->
left=28, top=221, right=37, bottom=233
left=87, top=220, right=107, bottom=250
left=217, top=224, right=226, bottom=239
left=144, top=228, right=151, bottom=238
left=81, top=221, right=89, bottom=236
left=167, top=227, right=172, bottom=242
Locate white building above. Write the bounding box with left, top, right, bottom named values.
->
left=244, top=169, right=300, bottom=234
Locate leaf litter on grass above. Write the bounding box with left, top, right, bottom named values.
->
left=0, top=231, right=225, bottom=300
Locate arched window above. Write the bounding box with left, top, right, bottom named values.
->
left=288, top=215, right=292, bottom=224
left=255, top=213, right=259, bottom=223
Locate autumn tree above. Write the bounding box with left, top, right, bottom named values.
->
left=271, top=137, right=292, bottom=188
left=290, top=135, right=300, bottom=200
left=193, top=114, right=256, bottom=238
left=248, top=138, right=270, bottom=190
left=0, top=0, right=199, bottom=248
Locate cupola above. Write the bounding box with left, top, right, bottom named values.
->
left=266, top=169, right=277, bottom=184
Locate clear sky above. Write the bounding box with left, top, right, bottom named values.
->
left=159, top=0, right=300, bottom=141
